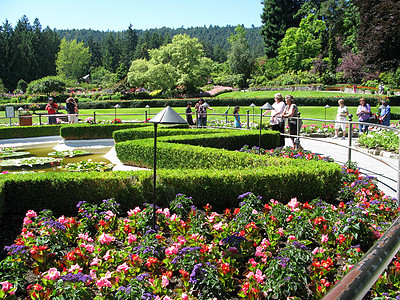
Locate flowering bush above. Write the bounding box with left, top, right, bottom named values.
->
left=28, top=103, right=40, bottom=112
left=111, top=118, right=122, bottom=124
left=85, top=117, right=96, bottom=124
left=1, top=161, right=399, bottom=299
left=239, top=145, right=334, bottom=162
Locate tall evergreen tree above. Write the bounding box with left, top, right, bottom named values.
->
left=260, top=0, right=302, bottom=58
left=0, top=20, right=15, bottom=91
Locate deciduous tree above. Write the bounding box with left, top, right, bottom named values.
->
left=56, top=38, right=91, bottom=79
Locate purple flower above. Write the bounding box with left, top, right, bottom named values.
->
left=60, top=273, right=92, bottom=283
left=4, top=244, right=27, bottom=255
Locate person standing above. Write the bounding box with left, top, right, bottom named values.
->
left=356, top=98, right=371, bottom=134
left=45, top=98, right=58, bottom=124
left=233, top=106, right=242, bottom=128
left=380, top=100, right=391, bottom=126
left=282, top=95, right=302, bottom=149
left=66, top=95, right=78, bottom=123
left=263, top=93, right=286, bottom=146
left=196, top=98, right=215, bottom=127
left=333, top=99, right=349, bottom=139
left=185, top=101, right=194, bottom=125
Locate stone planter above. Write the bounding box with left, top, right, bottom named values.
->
left=19, top=115, right=32, bottom=126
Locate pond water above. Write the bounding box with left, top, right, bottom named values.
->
left=0, top=142, right=113, bottom=173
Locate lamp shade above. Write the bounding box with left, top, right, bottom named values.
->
left=114, top=104, right=121, bottom=109
left=149, top=106, right=187, bottom=124
left=261, top=102, right=274, bottom=110
left=325, top=104, right=331, bottom=108
left=250, top=103, right=256, bottom=107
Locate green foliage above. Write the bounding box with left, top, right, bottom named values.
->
left=16, top=79, right=28, bottom=93
left=26, top=76, right=66, bottom=95
left=358, top=130, right=399, bottom=153
left=128, top=34, right=213, bottom=94
left=227, top=25, right=254, bottom=87
left=56, top=38, right=91, bottom=79
left=278, top=14, right=326, bottom=72
left=0, top=125, right=61, bottom=139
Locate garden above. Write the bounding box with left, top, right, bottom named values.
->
left=0, top=149, right=399, bottom=299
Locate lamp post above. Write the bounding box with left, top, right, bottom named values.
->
left=17, top=107, right=24, bottom=116
left=259, top=102, right=274, bottom=155
left=324, top=104, right=330, bottom=125
left=145, top=105, right=150, bottom=116
left=114, top=104, right=121, bottom=120
left=148, top=106, right=187, bottom=229
left=250, top=103, right=256, bottom=124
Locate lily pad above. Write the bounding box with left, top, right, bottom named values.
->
left=48, top=149, right=91, bottom=158
left=0, top=151, right=31, bottom=159
left=0, top=157, right=61, bottom=168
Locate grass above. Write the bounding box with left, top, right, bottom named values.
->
left=3, top=104, right=398, bottom=126
left=216, top=90, right=356, bottom=98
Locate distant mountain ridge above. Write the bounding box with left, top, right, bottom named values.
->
left=56, top=25, right=265, bottom=56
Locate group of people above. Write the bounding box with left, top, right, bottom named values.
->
left=45, top=95, right=79, bottom=124
left=263, top=93, right=302, bottom=148
left=184, top=94, right=392, bottom=150
left=185, top=98, right=215, bottom=127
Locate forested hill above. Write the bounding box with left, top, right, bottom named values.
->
left=56, top=25, right=265, bottom=56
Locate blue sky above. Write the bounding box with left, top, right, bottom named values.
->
left=0, top=0, right=263, bottom=31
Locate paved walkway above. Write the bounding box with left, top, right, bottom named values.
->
left=295, top=136, right=398, bottom=199
left=0, top=135, right=397, bottom=199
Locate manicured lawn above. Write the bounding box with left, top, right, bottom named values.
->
left=216, top=90, right=356, bottom=98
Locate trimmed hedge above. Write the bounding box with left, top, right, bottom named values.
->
left=0, top=125, right=61, bottom=139
left=115, top=131, right=280, bottom=168
left=0, top=163, right=340, bottom=217
left=0, top=171, right=152, bottom=217
left=113, top=127, right=228, bottom=143
left=114, top=130, right=341, bottom=205
left=60, top=123, right=151, bottom=140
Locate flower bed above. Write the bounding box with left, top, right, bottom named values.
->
left=0, top=160, right=399, bottom=299
left=358, top=125, right=400, bottom=153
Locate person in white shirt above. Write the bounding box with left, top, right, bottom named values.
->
left=263, top=93, right=286, bottom=147
left=333, top=99, right=349, bottom=139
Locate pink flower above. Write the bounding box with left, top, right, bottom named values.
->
left=103, top=250, right=111, bottom=260
left=248, top=258, right=257, bottom=268
left=68, top=264, right=83, bottom=273
left=277, top=228, right=284, bottom=236
left=127, top=207, right=141, bottom=216
left=26, top=210, right=37, bottom=218
left=321, top=234, right=329, bottom=243
left=98, top=233, right=115, bottom=245
left=90, top=269, right=97, bottom=279
left=44, top=268, right=60, bottom=281
left=127, top=233, right=137, bottom=244
left=78, top=232, right=93, bottom=242
left=96, top=277, right=112, bottom=288
left=182, top=293, right=189, bottom=300
left=161, top=275, right=169, bottom=287
left=104, top=210, right=115, bottom=220
left=84, top=244, right=95, bottom=253
left=254, top=269, right=266, bottom=284
left=287, top=198, right=300, bottom=211
left=117, top=262, right=130, bottom=273
left=0, top=281, right=13, bottom=293
left=90, top=258, right=101, bottom=266
left=288, top=235, right=296, bottom=240
left=23, top=217, right=32, bottom=225
left=213, top=221, right=223, bottom=231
